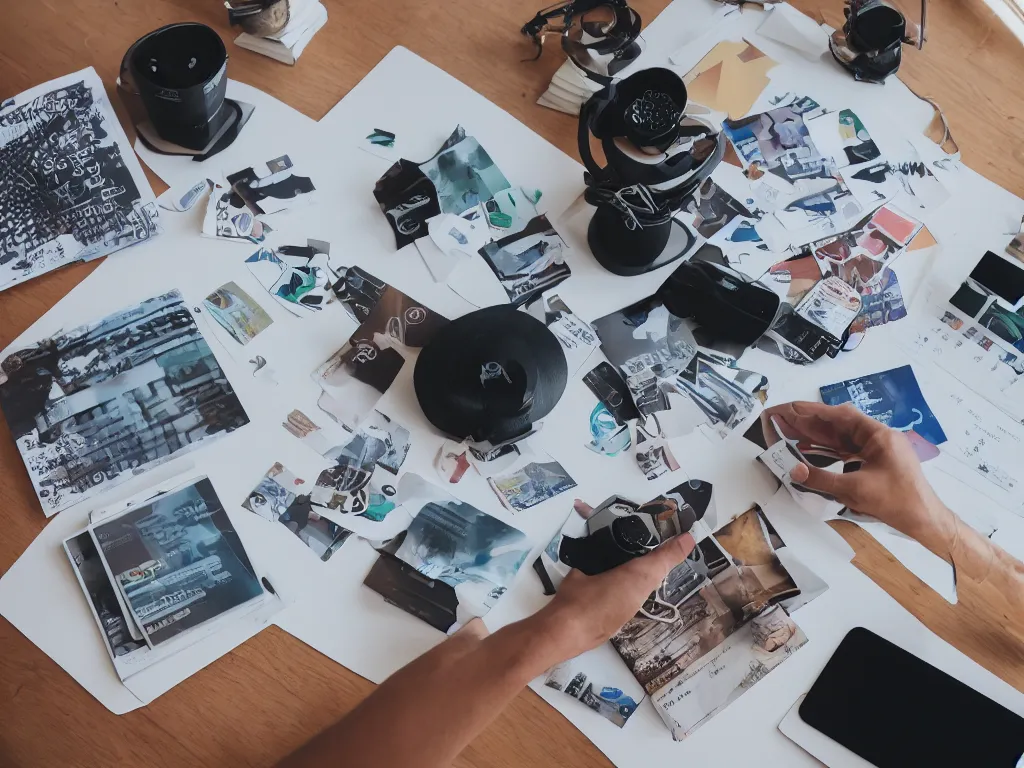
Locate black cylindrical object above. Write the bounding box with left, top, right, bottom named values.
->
left=129, top=23, right=229, bottom=151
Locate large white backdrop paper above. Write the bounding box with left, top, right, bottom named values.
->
left=2, top=2, right=1024, bottom=765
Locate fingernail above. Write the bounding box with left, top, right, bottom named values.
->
left=790, top=463, right=809, bottom=482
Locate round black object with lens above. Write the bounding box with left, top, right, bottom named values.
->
left=413, top=306, right=568, bottom=446
left=829, top=0, right=926, bottom=84
left=578, top=68, right=722, bottom=193
left=558, top=513, right=658, bottom=575
left=127, top=23, right=229, bottom=151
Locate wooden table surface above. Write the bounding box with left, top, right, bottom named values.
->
left=2, top=1, right=1023, bottom=765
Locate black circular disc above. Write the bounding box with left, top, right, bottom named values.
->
left=413, top=306, right=568, bottom=443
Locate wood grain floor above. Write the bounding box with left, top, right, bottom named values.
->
left=1, top=1, right=1023, bottom=765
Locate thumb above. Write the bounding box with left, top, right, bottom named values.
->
left=643, top=533, right=696, bottom=577
left=790, top=462, right=854, bottom=503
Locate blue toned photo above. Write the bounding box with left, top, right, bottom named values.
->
left=819, top=364, right=947, bottom=446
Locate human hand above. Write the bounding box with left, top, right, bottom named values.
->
left=533, top=533, right=696, bottom=662
left=764, top=401, right=956, bottom=554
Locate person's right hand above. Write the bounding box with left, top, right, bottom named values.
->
left=763, top=401, right=956, bottom=552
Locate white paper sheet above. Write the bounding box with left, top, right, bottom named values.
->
left=4, top=4, right=1024, bottom=763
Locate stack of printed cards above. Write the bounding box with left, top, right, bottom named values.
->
left=536, top=59, right=602, bottom=115
left=234, top=0, right=328, bottom=65
left=63, top=477, right=271, bottom=683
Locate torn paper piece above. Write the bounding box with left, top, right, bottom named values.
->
left=435, top=440, right=472, bottom=484
left=523, top=293, right=599, bottom=376
left=245, top=240, right=335, bottom=317
left=242, top=463, right=350, bottom=562
left=756, top=3, right=829, bottom=58
left=203, top=281, right=273, bottom=345
left=634, top=416, right=681, bottom=481
left=477, top=214, right=572, bottom=308
left=650, top=605, right=807, bottom=741
left=683, top=39, right=777, bottom=120
left=544, top=650, right=646, bottom=728
left=368, top=477, right=530, bottom=631
left=311, top=341, right=403, bottom=429
left=795, top=275, right=862, bottom=339
left=282, top=409, right=334, bottom=456
left=488, top=459, right=578, bottom=512
left=805, top=109, right=880, bottom=168
left=357, top=410, right=411, bottom=475
left=157, top=178, right=213, bottom=212
left=362, top=128, right=397, bottom=160
left=203, top=183, right=271, bottom=243
left=226, top=153, right=317, bottom=216
left=585, top=402, right=632, bottom=457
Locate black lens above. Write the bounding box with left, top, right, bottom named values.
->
left=612, top=514, right=657, bottom=551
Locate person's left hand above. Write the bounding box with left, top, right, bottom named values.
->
left=534, top=534, right=696, bottom=661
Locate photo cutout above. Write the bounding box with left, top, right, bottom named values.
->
left=488, top=458, right=578, bottom=512
left=523, top=293, right=599, bottom=376
left=203, top=281, right=273, bottom=345
left=592, top=297, right=699, bottom=417
left=226, top=154, right=316, bottom=216
left=243, top=463, right=351, bottom=562
left=0, top=291, right=249, bottom=516
left=820, top=364, right=946, bottom=456
left=544, top=651, right=646, bottom=728
left=244, top=239, right=335, bottom=317
left=365, top=475, right=530, bottom=631
left=478, top=215, right=572, bottom=308
left=373, top=159, right=442, bottom=248
left=610, top=505, right=800, bottom=707
left=418, top=127, right=511, bottom=216
left=91, top=477, right=265, bottom=647
left=203, top=182, right=272, bottom=244
left=0, top=67, right=159, bottom=292
left=722, top=96, right=830, bottom=184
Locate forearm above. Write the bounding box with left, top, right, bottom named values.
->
left=914, top=504, right=1024, bottom=613
left=279, top=614, right=569, bottom=768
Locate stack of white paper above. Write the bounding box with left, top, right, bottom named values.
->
left=235, top=0, right=328, bottom=65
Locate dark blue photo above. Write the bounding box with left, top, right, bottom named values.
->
left=819, top=364, right=947, bottom=446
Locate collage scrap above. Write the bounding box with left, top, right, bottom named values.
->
left=0, top=2, right=1021, bottom=753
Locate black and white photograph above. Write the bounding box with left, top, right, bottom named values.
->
left=418, top=129, right=511, bottom=216
left=358, top=410, right=412, bottom=474
left=91, top=477, right=266, bottom=647
left=64, top=529, right=149, bottom=672
left=487, top=459, right=578, bottom=512
left=391, top=477, right=531, bottom=623
left=0, top=67, right=159, bottom=292
left=683, top=177, right=757, bottom=239
left=671, top=356, right=761, bottom=436
left=593, top=298, right=699, bottom=417
left=333, top=265, right=388, bottom=324
left=373, top=159, right=442, bottom=248
left=312, top=340, right=406, bottom=429
left=226, top=154, right=317, bottom=216
left=478, top=215, right=572, bottom=308
left=523, top=293, right=599, bottom=375
left=0, top=291, right=249, bottom=516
